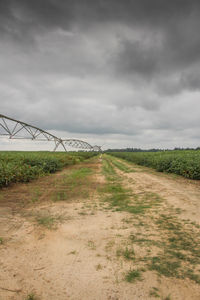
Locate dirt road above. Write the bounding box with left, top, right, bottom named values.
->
left=0, top=155, right=200, bottom=300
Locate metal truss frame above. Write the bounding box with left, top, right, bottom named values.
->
left=0, top=114, right=100, bottom=151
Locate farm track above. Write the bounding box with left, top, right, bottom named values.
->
left=0, top=155, right=200, bottom=300
left=113, top=157, right=200, bottom=224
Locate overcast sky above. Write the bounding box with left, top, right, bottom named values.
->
left=1, top=0, right=200, bottom=150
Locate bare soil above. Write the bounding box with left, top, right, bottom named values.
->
left=0, top=156, right=200, bottom=300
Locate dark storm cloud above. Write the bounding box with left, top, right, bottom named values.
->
left=1, top=0, right=200, bottom=148
left=2, top=0, right=198, bottom=28
left=1, top=0, right=200, bottom=90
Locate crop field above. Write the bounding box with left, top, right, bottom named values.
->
left=0, top=151, right=98, bottom=187
left=108, top=150, right=200, bottom=179
left=1, top=153, right=200, bottom=300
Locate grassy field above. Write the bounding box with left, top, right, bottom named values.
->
left=0, top=151, right=98, bottom=187
left=108, top=150, right=200, bottom=179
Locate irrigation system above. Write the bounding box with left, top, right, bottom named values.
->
left=0, top=114, right=101, bottom=152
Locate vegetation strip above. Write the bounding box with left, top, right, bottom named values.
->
left=101, top=155, right=162, bottom=216
left=108, top=150, right=200, bottom=179
left=108, top=156, right=133, bottom=173
left=0, top=151, right=98, bottom=187
left=50, top=167, right=93, bottom=202
left=16, top=160, right=98, bottom=230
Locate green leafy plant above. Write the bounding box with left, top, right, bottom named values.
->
left=108, top=150, right=200, bottom=180
left=125, top=269, right=142, bottom=282
left=0, top=151, right=98, bottom=188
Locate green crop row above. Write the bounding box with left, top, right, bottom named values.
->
left=0, top=151, right=98, bottom=187
left=108, top=150, right=200, bottom=180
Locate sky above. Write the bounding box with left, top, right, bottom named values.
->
left=1, top=0, right=200, bottom=151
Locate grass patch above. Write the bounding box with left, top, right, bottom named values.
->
left=0, top=237, right=3, bottom=244
left=25, top=294, right=37, bottom=300
left=101, top=156, right=162, bottom=216
left=109, top=156, right=132, bottom=173
left=125, top=269, right=142, bottom=283
left=129, top=234, right=165, bottom=248
left=36, top=215, right=56, bottom=229
left=123, top=247, right=135, bottom=260
left=102, top=157, right=116, bottom=179
left=103, top=182, right=161, bottom=216
left=149, top=256, right=181, bottom=277
left=52, top=190, right=67, bottom=201
left=145, top=214, right=200, bottom=283
left=87, top=240, right=96, bottom=250
left=30, top=187, right=42, bottom=203
left=68, top=167, right=93, bottom=179
left=105, top=240, right=115, bottom=252
left=117, top=247, right=135, bottom=260
left=51, top=167, right=93, bottom=202
left=149, top=287, right=160, bottom=298
left=36, top=213, right=64, bottom=229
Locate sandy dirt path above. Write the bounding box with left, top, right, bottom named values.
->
left=0, top=156, right=200, bottom=300
left=115, top=158, right=200, bottom=224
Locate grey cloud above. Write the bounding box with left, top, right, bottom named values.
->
left=1, top=0, right=200, bottom=91
left=114, top=39, right=160, bottom=78
left=1, top=1, right=199, bottom=29
left=1, top=0, right=200, bottom=149
left=180, top=67, right=200, bottom=91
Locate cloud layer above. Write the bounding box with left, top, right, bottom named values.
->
left=1, top=0, right=200, bottom=149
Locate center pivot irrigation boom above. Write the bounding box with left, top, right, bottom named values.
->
left=0, top=114, right=101, bottom=151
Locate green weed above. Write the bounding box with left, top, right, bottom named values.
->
left=148, top=256, right=181, bottom=277
left=36, top=213, right=64, bottom=229
left=36, top=215, right=56, bottom=229
left=109, top=156, right=132, bottom=173
left=87, top=240, right=96, bottom=250
left=125, top=269, right=142, bottom=283
left=108, top=150, right=200, bottom=180
left=0, top=151, right=98, bottom=188
left=25, top=294, right=37, bottom=300
left=102, top=157, right=116, bottom=179
left=51, top=167, right=93, bottom=202
left=117, top=247, right=135, bottom=260
left=149, top=287, right=160, bottom=298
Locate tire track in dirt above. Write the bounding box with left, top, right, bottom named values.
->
left=112, top=156, right=200, bottom=224
left=105, top=155, right=200, bottom=300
